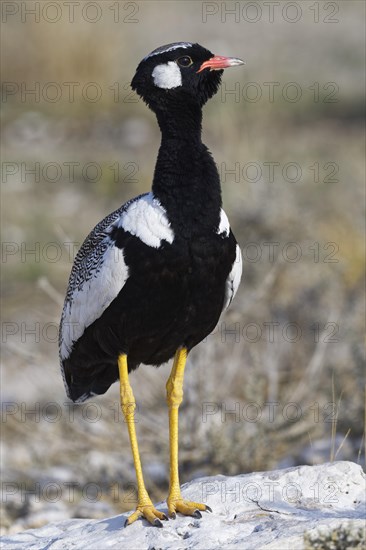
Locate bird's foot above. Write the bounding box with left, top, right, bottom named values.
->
left=167, top=497, right=212, bottom=519
left=124, top=504, right=168, bottom=528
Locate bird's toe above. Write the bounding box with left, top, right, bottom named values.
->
left=168, top=499, right=211, bottom=518
left=125, top=505, right=168, bottom=527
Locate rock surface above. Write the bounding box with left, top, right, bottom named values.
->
left=1, top=461, right=365, bottom=549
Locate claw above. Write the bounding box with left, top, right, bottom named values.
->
left=168, top=498, right=210, bottom=519
left=125, top=505, right=167, bottom=527
left=154, top=519, right=163, bottom=528
left=206, top=505, right=213, bottom=513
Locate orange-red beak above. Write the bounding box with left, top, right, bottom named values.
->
left=197, top=55, right=245, bottom=73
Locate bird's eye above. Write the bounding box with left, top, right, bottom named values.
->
left=177, top=56, right=193, bottom=68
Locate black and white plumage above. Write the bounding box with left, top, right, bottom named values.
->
left=59, top=42, right=243, bottom=403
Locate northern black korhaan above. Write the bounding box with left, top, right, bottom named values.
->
left=59, top=42, right=244, bottom=527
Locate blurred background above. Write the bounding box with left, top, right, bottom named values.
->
left=1, top=0, right=365, bottom=534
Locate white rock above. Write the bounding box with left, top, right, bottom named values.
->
left=1, top=461, right=365, bottom=549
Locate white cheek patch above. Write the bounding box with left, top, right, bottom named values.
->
left=152, top=62, right=182, bottom=89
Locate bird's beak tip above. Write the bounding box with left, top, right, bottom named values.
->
left=197, top=56, right=246, bottom=73
left=228, top=57, right=246, bottom=67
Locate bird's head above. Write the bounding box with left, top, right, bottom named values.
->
left=131, top=42, right=244, bottom=112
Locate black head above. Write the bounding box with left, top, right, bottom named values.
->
left=131, top=42, right=244, bottom=112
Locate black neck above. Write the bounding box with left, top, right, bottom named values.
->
left=152, top=102, right=222, bottom=238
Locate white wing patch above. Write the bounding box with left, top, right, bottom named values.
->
left=224, top=244, right=242, bottom=310
left=118, top=193, right=174, bottom=248
left=60, top=243, right=128, bottom=360
left=217, top=208, right=230, bottom=237
left=215, top=208, right=241, bottom=308
left=152, top=62, right=182, bottom=89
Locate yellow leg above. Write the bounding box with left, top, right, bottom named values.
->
left=166, top=348, right=212, bottom=518
left=118, top=354, right=167, bottom=527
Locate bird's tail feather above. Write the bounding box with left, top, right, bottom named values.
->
left=62, top=360, right=119, bottom=403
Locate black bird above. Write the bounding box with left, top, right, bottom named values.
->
left=59, top=42, right=244, bottom=527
